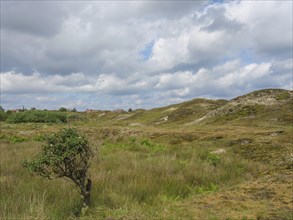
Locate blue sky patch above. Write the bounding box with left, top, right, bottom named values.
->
left=209, top=0, right=226, bottom=4
left=140, top=40, right=155, bottom=61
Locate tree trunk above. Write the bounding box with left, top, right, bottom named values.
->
left=81, top=192, right=90, bottom=208
left=81, top=178, right=92, bottom=214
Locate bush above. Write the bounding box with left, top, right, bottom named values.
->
left=0, top=111, right=6, bottom=121
left=59, top=107, right=67, bottom=112
left=22, top=128, right=94, bottom=214
left=6, top=110, right=67, bottom=123
left=67, top=114, right=85, bottom=122
left=207, top=153, right=221, bottom=166
left=276, top=92, right=290, bottom=100
left=9, top=135, right=28, bottom=143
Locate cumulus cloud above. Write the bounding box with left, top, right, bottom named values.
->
left=1, top=71, right=97, bottom=93
left=227, top=1, right=292, bottom=58
left=2, top=58, right=291, bottom=105
left=0, top=0, right=292, bottom=110
left=153, top=60, right=277, bottom=99
left=1, top=1, right=68, bottom=36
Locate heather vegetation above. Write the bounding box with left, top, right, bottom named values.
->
left=0, top=89, right=292, bottom=219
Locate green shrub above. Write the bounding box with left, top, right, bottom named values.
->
left=9, top=135, right=28, bottom=143
left=0, top=111, right=6, bottom=121
left=22, top=128, right=94, bottom=214
left=207, top=153, right=221, bottom=166
left=140, top=139, right=153, bottom=147
left=6, top=110, right=67, bottom=123
left=59, top=107, right=67, bottom=112
left=33, top=134, right=47, bottom=142
left=102, top=138, right=165, bottom=154
left=276, top=92, right=290, bottom=100
left=140, top=139, right=165, bottom=152
left=195, top=183, right=218, bottom=194
left=67, top=114, right=85, bottom=122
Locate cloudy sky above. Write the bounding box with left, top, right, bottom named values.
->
left=1, top=0, right=292, bottom=110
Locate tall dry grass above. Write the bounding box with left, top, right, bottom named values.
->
left=0, top=132, right=260, bottom=219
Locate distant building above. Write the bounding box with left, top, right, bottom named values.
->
left=85, top=109, right=95, bottom=113
left=10, top=109, right=22, bottom=113
left=113, top=109, right=125, bottom=113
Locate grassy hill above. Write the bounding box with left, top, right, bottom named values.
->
left=0, top=88, right=292, bottom=219
left=87, top=88, right=292, bottom=127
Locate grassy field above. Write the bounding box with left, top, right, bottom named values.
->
left=0, top=89, right=292, bottom=219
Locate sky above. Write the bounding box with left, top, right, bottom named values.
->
left=0, top=0, right=292, bottom=111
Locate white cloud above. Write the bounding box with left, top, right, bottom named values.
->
left=2, top=58, right=288, bottom=100
left=0, top=71, right=98, bottom=93
left=36, top=96, right=57, bottom=102
left=150, top=34, right=190, bottom=68
left=0, top=1, right=292, bottom=110
left=227, top=1, right=292, bottom=57
left=155, top=71, right=193, bottom=90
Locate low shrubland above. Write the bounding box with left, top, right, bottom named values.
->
left=0, top=89, right=292, bottom=219
left=5, top=110, right=67, bottom=123
left=0, top=127, right=261, bottom=219
left=94, top=137, right=257, bottom=206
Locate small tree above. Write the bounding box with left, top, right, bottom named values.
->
left=22, top=128, right=94, bottom=213
left=59, top=107, right=67, bottom=112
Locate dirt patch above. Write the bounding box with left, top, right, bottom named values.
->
left=163, top=107, right=178, bottom=112
left=212, top=149, right=227, bottom=154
